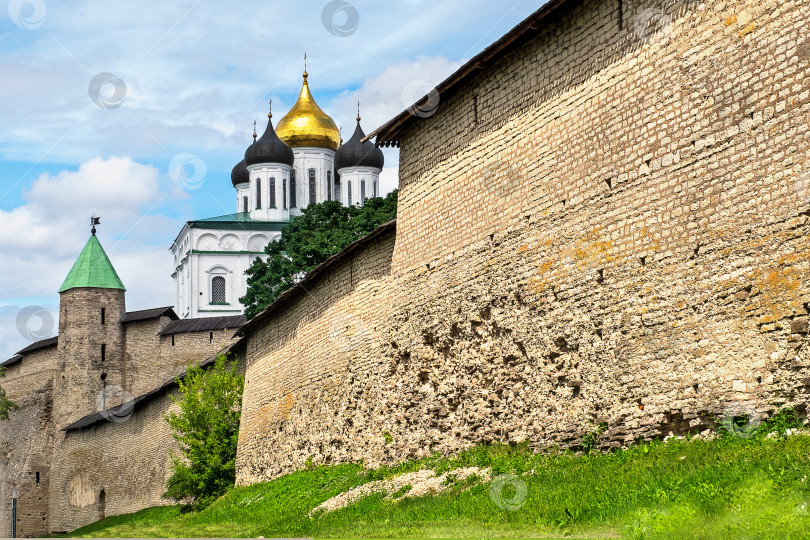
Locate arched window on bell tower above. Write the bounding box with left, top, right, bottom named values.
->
left=256, top=180, right=262, bottom=209
left=290, top=170, right=297, bottom=208
left=327, top=170, right=332, bottom=201
left=269, top=178, right=276, bottom=208
left=347, top=181, right=352, bottom=206
left=283, top=179, right=287, bottom=209
left=242, top=196, right=248, bottom=213
left=308, top=169, right=316, bottom=205
left=360, top=179, right=366, bottom=206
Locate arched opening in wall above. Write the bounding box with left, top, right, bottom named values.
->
left=361, top=179, right=366, bottom=206
left=211, top=276, right=226, bottom=304
left=308, top=169, right=316, bottom=205
left=290, top=169, right=297, bottom=208
left=98, top=489, right=106, bottom=520
left=243, top=195, right=248, bottom=213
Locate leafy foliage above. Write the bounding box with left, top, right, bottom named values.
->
left=163, top=354, right=244, bottom=510
left=240, top=190, right=398, bottom=319
left=0, top=366, right=19, bottom=421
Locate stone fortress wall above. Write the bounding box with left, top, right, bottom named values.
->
left=236, top=0, right=810, bottom=484
left=0, top=304, right=243, bottom=537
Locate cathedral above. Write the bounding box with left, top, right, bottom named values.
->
left=170, top=66, right=385, bottom=319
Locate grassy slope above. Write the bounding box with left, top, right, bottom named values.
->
left=63, top=434, right=810, bottom=539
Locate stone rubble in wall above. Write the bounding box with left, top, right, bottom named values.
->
left=310, top=466, right=490, bottom=516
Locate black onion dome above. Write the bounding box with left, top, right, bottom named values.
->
left=335, top=120, right=384, bottom=171
left=231, top=159, right=249, bottom=186
left=244, top=116, right=294, bottom=167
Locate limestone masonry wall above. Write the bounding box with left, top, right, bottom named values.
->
left=48, top=386, right=180, bottom=534
left=236, top=0, right=810, bottom=484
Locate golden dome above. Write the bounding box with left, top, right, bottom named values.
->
left=276, top=71, right=340, bottom=150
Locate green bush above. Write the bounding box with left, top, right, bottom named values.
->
left=0, top=366, right=19, bottom=421
left=163, top=354, right=243, bottom=510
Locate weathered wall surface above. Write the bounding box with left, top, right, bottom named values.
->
left=48, top=387, right=180, bottom=534
left=48, top=349, right=246, bottom=534
left=237, top=233, right=395, bottom=481
left=0, top=382, right=54, bottom=538
left=237, top=0, right=810, bottom=484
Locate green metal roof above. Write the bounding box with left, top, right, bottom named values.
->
left=58, top=234, right=126, bottom=293
left=194, top=212, right=260, bottom=223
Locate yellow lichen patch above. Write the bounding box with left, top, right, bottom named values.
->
left=518, top=245, right=529, bottom=253
left=725, top=14, right=738, bottom=26
left=277, top=393, right=295, bottom=421
left=738, top=22, right=757, bottom=37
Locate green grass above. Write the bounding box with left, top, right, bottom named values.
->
left=60, top=432, right=810, bottom=539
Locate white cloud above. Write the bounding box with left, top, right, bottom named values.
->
left=0, top=157, right=177, bottom=360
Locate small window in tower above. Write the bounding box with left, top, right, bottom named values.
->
left=327, top=170, right=332, bottom=201
left=283, top=179, right=287, bottom=209
left=100, top=307, right=105, bottom=325
left=212, top=276, right=226, bottom=304
left=209, top=331, right=214, bottom=344
left=269, top=177, right=276, bottom=208
left=256, top=180, right=262, bottom=209
left=36, top=472, right=40, bottom=486
left=361, top=179, right=366, bottom=206
left=171, top=335, right=175, bottom=347
left=308, top=169, right=316, bottom=205
left=243, top=196, right=248, bottom=214
left=290, top=170, right=297, bottom=208
left=347, top=181, right=352, bottom=206
left=373, top=180, right=378, bottom=198
left=101, top=343, right=106, bottom=363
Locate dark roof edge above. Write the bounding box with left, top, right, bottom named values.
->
left=121, top=306, right=178, bottom=323
left=1, top=355, right=23, bottom=368
left=62, top=339, right=245, bottom=432
left=236, top=219, right=396, bottom=337
left=15, top=336, right=59, bottom=356
left=364, top=0, right=569, bottom=145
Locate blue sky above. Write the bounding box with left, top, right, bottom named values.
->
left=0, top=0, right=543, bottom=360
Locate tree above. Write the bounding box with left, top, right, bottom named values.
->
left=241, top=190, right=398, bottom=319
left=163, top=354, right=243, bottom=510
left=0, top=367, right=19, bottom=421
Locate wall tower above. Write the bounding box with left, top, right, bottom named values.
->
left=54, top=225, right=127, bottom=428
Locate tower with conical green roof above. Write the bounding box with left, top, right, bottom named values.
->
left=55, top=228, right=128, bottom=428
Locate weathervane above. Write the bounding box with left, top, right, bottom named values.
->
left=268, top=99, right=272, bottom=119
left=90, top=215, right=100, bottom=235
left=253, top=120, right=257, bottom=143
left=357, top=100, right=361, bottom=122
